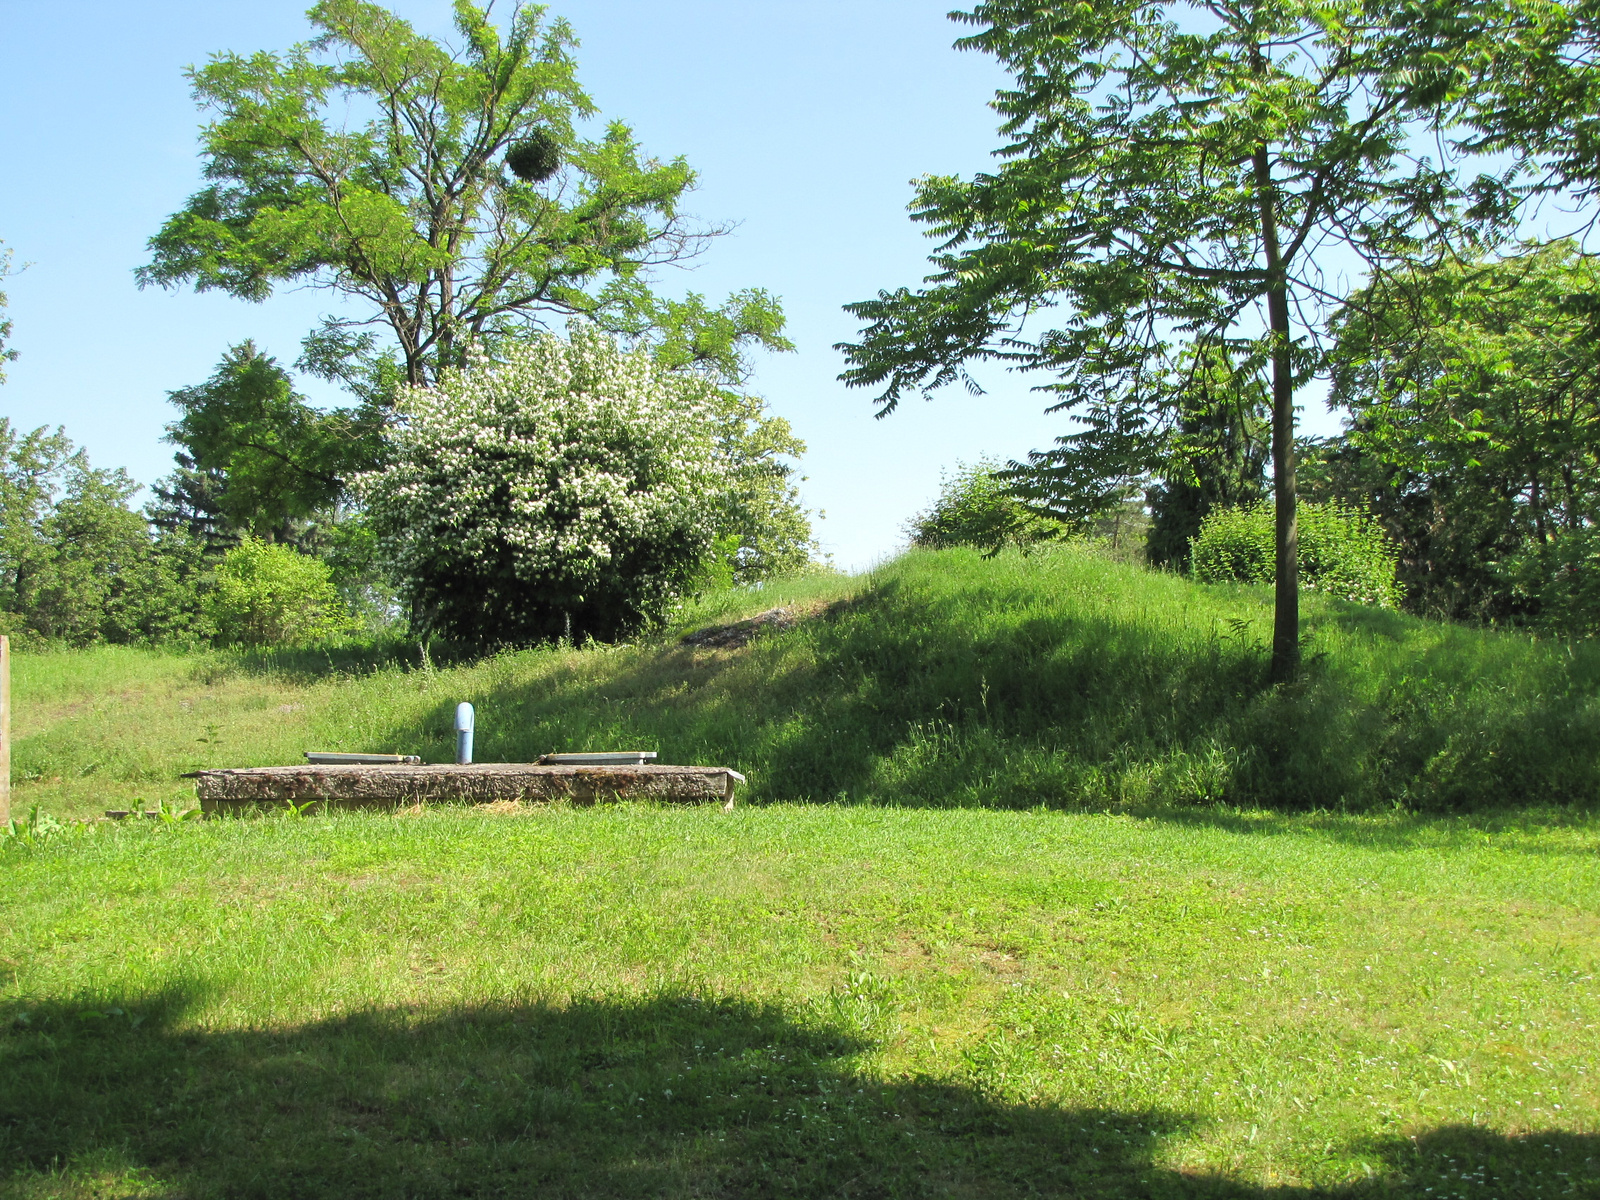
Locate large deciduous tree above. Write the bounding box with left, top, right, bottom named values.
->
left=139, top=0, right=791, bottom=393
left=839, top=0, right=1504, bottom=680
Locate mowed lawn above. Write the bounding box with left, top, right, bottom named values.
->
left=2, top=804, right=1596, bottom=1198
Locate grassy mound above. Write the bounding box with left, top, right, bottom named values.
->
left=13, top=546, right=1600, bottom=820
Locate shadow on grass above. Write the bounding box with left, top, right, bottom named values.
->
left=1139, top=804, right=1600, bottom=855
left=1, top=988, right=1590, bottom=1199
left=219, top=636, right=495, bottom=685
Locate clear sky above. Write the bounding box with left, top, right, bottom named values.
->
left=0, top=0, right=1343, bottom=570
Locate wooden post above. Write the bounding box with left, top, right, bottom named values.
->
left=0, top=635, right=10, bottom=826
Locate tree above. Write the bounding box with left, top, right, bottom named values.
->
left=138, top=0, right=791, bottom=395
left=0, top=422, right=74, bottom=621
left=360, top=324, right=733, bottom=645
left=702, top=388, right=817, bottom=582
left=28, top=467, right=164, bottom=645
left=0, top=422, right=208, bottom=645
left=1146, top=351, right=1271, bottom=569
left=0, top=240, right=17, bottom=384
left=159, top=342, right=383, bottom=547
left=1324, top=242, right=1600, bottom=621
left=838, top=0, right=1504, bottom=679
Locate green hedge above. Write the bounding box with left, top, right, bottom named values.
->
left=1191, top=502, right=1401, bottom=608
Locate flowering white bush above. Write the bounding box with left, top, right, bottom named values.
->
left=359, top=325, right=730, bottom=643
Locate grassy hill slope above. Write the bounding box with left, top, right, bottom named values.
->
left=13, top=545, right=1600, bottom=821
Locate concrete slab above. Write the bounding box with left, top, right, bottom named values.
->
left=193, top=763, right=745, bottom=815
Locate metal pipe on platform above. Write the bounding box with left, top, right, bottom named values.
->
left=455, top=702, right=475, bottom=765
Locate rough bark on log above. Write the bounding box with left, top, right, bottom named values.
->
left=193, top=763, right=741, bottom=814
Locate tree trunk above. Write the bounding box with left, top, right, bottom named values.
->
left=1253, top=145, right=1299, bottom=684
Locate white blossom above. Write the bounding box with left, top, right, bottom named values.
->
left=358, top=325, right=730, bottom=640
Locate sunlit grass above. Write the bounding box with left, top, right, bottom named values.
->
left=2, top=804, right=1596, bottom=1197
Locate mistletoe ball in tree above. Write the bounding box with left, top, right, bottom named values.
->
left=361, top=325, right=729, bottom=644
left=505, top=129, right=560, bottom=183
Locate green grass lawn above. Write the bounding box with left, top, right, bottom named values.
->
left=4, top=548, right=1599, bottom=1196
left=3, top=805, right=1597, bottom=1197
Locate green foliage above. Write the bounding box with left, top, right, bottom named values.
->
left=0, top=238, right=18, bottom=383
left=1496, top=528, right=1600, bottom=637
left=204, top=536, right=350, bottom=647
left=0, top=421, right=208, bottom=646
left=1188, top=505, right=1275, bottom=590
left=139, top=0, right=791, bottom=393
left=701, top=387, right=816, bottom=582
left=1327, top=243, right=1600, bottom=623
left=1145, top=351, right=1270, bottom=569
left=907, top=459, right=1062, bottom=551
left=0, top=421, right=71, bottom=627
left=1437, top=1, right=1600, bottom=209
left=30, top=466, right=173, bottom=644
left=152, top=344, right=405, bottom=628
left=159, top=342, right=383, bottom=547
left=1192, top=502, right=1402, bottom=609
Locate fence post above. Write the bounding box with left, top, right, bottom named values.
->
left=1, top=635, right=10, bottom=827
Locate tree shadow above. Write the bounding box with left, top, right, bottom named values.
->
left=1137, top=803, right=1600, bottom=855
left=1311, top=600, right=1423, bottom=643
left=2, top=987, right=1589, bottom=1198
left=220, top=635, right=492, bottom=685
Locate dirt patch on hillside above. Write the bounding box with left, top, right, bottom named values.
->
left=680, top=605, right=804, bottom=650
left=679, top=595, right=863, bottom=650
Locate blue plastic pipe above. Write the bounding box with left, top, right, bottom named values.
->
left=455, top=702, right=475, bottom=765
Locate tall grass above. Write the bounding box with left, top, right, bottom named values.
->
left=12, top=546, right=1600, bottom=821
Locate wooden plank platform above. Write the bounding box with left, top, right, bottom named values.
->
left=193, top=763, right=744, bottom=815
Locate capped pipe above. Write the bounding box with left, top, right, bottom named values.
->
left=455, top=702, right=475, bottom=765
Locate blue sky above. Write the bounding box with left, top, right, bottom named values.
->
left=0, top=0, right=1343, bottom=570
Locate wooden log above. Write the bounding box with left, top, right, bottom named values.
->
left=192, top=762, right=744, bottom=815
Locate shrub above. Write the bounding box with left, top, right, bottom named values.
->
left=205, top=537, right=349, bottom=646
left=1497, top=529, right=1600, bottom=636
left=360, top=325, right=730, bottom=645
left=908, top=460, right=1063, bottom=551
left=1191, top=501, right=1402, bottom=608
